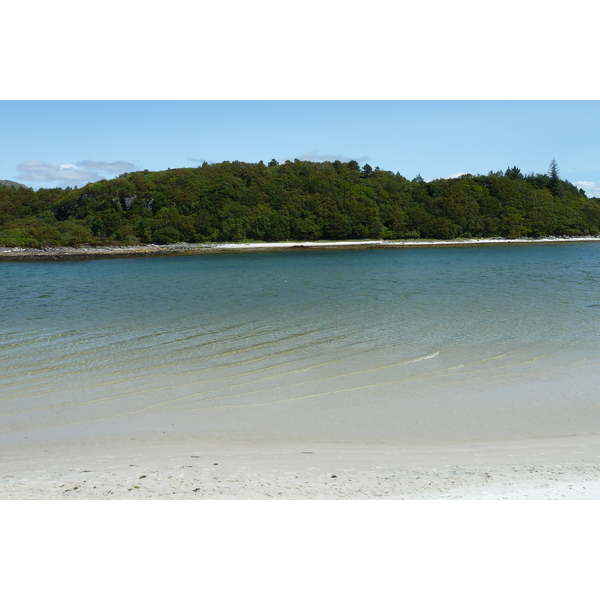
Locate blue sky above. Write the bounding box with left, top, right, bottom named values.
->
left=2, top=3, right=598, bottom=196
left=2, top=100, right=600, bottom=195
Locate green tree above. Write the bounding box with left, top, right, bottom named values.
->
left=3, top=159, right=600, bottom=248
left=505, top=166, right=523, bottom=180
left=548, top=158, right=560, bottom=196
left=361, top=164, right=373, bottom=178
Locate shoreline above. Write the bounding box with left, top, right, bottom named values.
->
left=2, top=434, right=599, bottom=499
left=2, top=235, right=600, bottom=261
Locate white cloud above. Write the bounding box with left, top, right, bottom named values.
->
left=76, top=160, right=136, bottom=174
left=16, top=159, right=137, bottom=188
left=448, top=172, right=466, bottom=179
left=575, top=180, right=600, bottom=196
left=16, top=160, right=95, bottom=183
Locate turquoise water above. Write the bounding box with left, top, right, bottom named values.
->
left=1, top=243, right=600, bottom=445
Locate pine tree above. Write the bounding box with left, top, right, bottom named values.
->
left=505, top=166, right=523, bottom=180
left=548, top=158, right=560, bottom=196
left=361, top=163, right=373, bottom=178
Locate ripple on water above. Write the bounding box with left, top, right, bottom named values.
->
left=1, top=244, right=600, bottom=444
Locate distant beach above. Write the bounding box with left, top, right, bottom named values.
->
left=1, top=235, right=600, bottom=261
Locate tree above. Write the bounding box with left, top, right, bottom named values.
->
left=361, top=164, right=373, bottom=178
left=548, top=158, right=560, bottom=196
left=4, top=159, right=600, bottom=247
left=268, top=159, right=279, bottom=167
left=505, top=166, right=523, bottom=180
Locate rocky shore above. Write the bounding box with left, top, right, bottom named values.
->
left=2, top=236, right=600, bottom=261
left=0, top=243, right=202, bottom=261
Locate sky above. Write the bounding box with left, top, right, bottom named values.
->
left=3, top=2, right=599, bottom=196
left=2, top=100, right=600, bottom=195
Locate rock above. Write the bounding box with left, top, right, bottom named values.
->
left=0, top=180, right=30, bottom=190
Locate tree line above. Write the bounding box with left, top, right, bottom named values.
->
left=1, top=159, right=599, bottom=248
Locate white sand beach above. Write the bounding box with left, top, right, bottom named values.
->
left=2, top=434, right=600, bottom=499
left=2, top=235, right=600, bottom=260
left=3, top=238, right=600, bottom=501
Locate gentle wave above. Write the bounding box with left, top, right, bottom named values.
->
left=2, top=244, right=600, bottom=443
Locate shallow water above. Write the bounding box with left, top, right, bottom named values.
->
left=1, top=243, right=600, bottom=445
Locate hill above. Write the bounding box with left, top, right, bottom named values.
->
left=0, top=180, right=30, bottom=190
left=1, top=160, right=599, bottom=248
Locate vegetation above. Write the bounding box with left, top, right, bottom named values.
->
left=1, top=159, right=599, bottom=248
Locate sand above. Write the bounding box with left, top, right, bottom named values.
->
left=2, top=235, right=600, bottom=260
left=2, top=434, right=600, bottom=499
left=3, top=236, right=600, bottom=500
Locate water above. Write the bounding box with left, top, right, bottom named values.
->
left=1, top=243, right=600, bottom=445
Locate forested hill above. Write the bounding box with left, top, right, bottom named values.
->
left=1, top=159, right=600, bottom=248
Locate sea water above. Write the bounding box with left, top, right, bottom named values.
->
left=1, top=243, right=599, bottom=445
